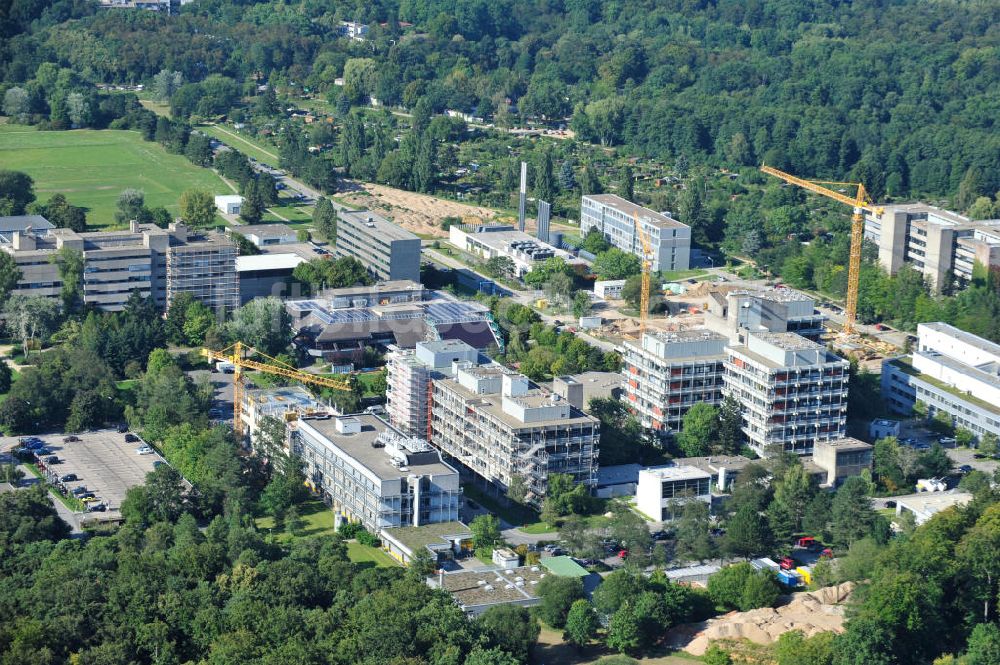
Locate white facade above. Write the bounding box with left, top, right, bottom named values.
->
left=214, top=195, right=243, bottom=215
left=594, top=279, right=626, bottom=300
left=882, top=322, right=1000, bottom=441
left=636, top=465, right=712, bottom=522
left=580, top=194, right=691, bottom=272
left=724, top=332, right=849, bottom=455
left=386, top=340, right=479, bottom=438
left=449, top=224, right=578, bottom=277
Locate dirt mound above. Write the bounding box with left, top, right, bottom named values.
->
left=340, top=182, right=502, bottom=238
left=678, top=583, right=855, bottom=656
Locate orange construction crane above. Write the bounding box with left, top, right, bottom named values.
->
left=633, top=212, right=654, bottom=334
left=201, top=341, right=354, bottom=436
left=760, top=165, right=883, bottom=334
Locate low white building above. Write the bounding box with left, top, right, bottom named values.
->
left=214, top=194, right=243, bottom=215
left=594, top=280, right=626, bottom=300
left=449, top=223, right=582, bottom=277
left=636, top=465, right=712, bottom=521
left=895, top=491, right=972, bottom=525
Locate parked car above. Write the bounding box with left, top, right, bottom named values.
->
left=779, top=556, right=796, bottom=570
left=79, top=492, right=96, bottom=500
left=616, top=549, right=629, bottom=559
left=34, top=447, right=51, bottom=456
left=958, top=464, right=974, bottom=474
left=63, top=435, right=80, bottom=443
left=60, top=474, right=78, bottom=482
left=87, top=503, right=107, bottom=512
left=136, top=446, right=153, bottom=455
left=81, top=496, right=101, bottom=504
left=71, top=486, right=88, bottom=496
left=45, top=456, right=59, bottom=465
left=939, top=437, right=957, bottom=446
left=124, top=433, right=139, bottom=443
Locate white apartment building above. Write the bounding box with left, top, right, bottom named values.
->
left=292, top=414, right=461, bottom=532
left=386, top=340, right=479, bottom=438
left=882, top=322, right=1000, bottom=441
left=865, top=203, right=1000, bottom=292
left=580, top=194, right=691, bottom=272
left=724, top=332, right=849, bottom=455
left=636, top=465, right=712, bottom=521
left=431, top=363, right=600, bottom=505
left=622, top=330, right=727, bottom=436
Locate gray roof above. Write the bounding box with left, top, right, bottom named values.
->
left=0, top=215, right=55, bottom=234
left=339, top=210, right=419, bottom=242
left=300, top=415, right=456, bottom=481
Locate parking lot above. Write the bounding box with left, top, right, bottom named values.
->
left=28, top=429, right=166, bottom=517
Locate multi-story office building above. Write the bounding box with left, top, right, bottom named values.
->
left=163, top=225, right=239, bottom=313
left=704, top=287, right=827, bottom=342
left=431, top=363, right=600, bottom=505
left=636, top=465, right=712, bottom=521
left=882, top=322, right=1000, bottom=442
left=386, top=340, right=479, bottom=438
left=724, top=332, right=849, bottom=455
left=622, top=331, right=727, bottom=436
left=336, top=210, right=421, bottom=282
left=580, top=194, right=690, bottom=272
left=864, top=203, right=1000, bottom=292
left=292, top=414, right=461, bottom=531
left=2, top=220, right=238, bottom=312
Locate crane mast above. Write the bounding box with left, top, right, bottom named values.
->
left=201, top=341, right=354, bottom=436
left=760, top=165, right=883, bottom=334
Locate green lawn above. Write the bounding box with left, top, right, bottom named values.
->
left=198, top=124, right=280, bottom=164
left=356, top=370, right=386, bottom=398
left=346, top=541, right=400, bottom=568
left=255, top=499, right=338, bottom=541
left=0, top=124, right=230, bottom=227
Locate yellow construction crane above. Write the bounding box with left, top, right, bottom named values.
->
left=760, top=165, right=883, bottom=334
left=201, top=341, right=354, bottom=437
left=633, top=211, right=653, bottom=334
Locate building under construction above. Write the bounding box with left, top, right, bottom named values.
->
left=431, top=362, right=600, bottom=505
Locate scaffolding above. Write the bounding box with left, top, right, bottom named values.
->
left=166, top=240, right=239, bottom=314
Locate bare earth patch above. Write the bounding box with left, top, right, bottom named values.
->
left=673, top=583, right=855, bottom=656
left=340, top=181, right=505, bottom=237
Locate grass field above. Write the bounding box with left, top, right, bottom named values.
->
left=346, top=541, right=399, bottom=568
left=0, top=124, right=230, bottom=228
left=255, top=499, right=337, bottom=541
left=198, top=124, right=280, bottom=165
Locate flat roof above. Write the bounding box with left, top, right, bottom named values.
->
left=896, top=491, right=972, bottom=514
left=439, top=377, right=597, bottom=429
left=585, top=193, right=688, bottom=229
left=647, top=329, right=727, bottom=344
left=238, top=223, right=295, bottom=237
left=920, top=322, right=1000, bottom=358
left=299, top=415, right=456, bottom=481
left=421, top=339, right=477, bottom=353
left=541, top=556, right=590, bottom=578
left=215, top=194, right=243, bottom=203
left=339, top=210, right=419, bottom=242
left=381, top=521, right=471, bottom=552
left=640, top=464, right=712, bottom=481
left=438, top=565, right=547, bottom=607
left=891, top=355, right=1000, bottom=417
left=815, top=437, right=872, bottom=451
left=753, top=332, right=823, bottom=351
left=676, top=455, right=754, bottom=473
left=730, top=288, right=813, bottom=303
left=236, top=253, right=306, bottom=272
left=320, top=280, right=424, bottom=299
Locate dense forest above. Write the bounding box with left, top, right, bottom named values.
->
left=2, top=0, right=999, bottom=200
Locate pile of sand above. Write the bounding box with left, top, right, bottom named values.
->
left=678, top=583, right=855, bottom=656
left=339, top=182, right=500, bottom=238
